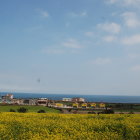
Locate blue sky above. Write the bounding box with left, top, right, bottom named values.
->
left=0, top=0, right=140, bottom=95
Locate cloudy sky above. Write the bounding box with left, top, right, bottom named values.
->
left=0, top=0, right=140, bottom=95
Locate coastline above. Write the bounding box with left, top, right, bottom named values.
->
left=3, top=92, right=140, bottom=103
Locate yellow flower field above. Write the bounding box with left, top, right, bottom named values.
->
left=0, top=113, right=139, bottom=140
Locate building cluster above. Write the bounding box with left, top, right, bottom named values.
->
left=62, top=97, right=85, bottom=102
left=54, top=102, right=106, bottom=109
left=0, top=94, right=49, bottom=106
left=73, top=102, right=105, bottom=109
left=0, top=94, right=106, bottom=109
left=53, top=97, right=105, bottom=109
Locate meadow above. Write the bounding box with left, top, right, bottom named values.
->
left=0, top=105, right=60, bottom=113
left=0, top=113, right=139, bottom=140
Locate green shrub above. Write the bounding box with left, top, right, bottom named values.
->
left=88, top=111, right=96, bottom=114
left=37, top=109, right=46, bottom=113
left=129, top=111, right=134, bottom=114
left=9, top=109, right=16, bottom=112
left=17, top=107, right=28, bottom=113
left=103, top=109, right=114, bottom=114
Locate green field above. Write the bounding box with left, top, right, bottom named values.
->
left=108, top=103, right=140, bottom=112
left=114, top=109, right=140, bottom=113
left=0, top=105, right=60, bottom=113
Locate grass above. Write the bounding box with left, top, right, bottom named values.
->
left=0, top=105, right=139, bottom=114
left=114, top=109, right=140, bottom=112
left=114, top=107, right=140, bottom=112
left=0, top=105, right=60, bottom=113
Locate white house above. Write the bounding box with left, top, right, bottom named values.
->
left=62, top=98, right=72, bottom=102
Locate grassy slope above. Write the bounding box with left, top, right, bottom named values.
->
left=0, top=105, right=60, bottom=113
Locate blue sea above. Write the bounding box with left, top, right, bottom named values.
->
left=0, top=92, right=140, bottom=103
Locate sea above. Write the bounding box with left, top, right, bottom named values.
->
left=0, top=92, right=140, bottom=103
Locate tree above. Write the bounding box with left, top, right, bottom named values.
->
left=88, top=111, right=96, bottom=114
left=37, top=109, right=46, bottom=113
left=10, top=109, right=16, bottom=112
left=129, top=111, right=134, bottom=114
left=103, top=109, right=114, bottom=114
left=17, top=107, right=28, bottom=113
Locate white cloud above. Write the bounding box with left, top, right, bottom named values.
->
left=24, top=25, right=42, bottom=32
left=69, top=11, right=87, bottom=17
left=85, top=32, right=94, bottom=37
left=128, top=53, right=140, bottom=59
left=42, top=48, right=64, bottom=54
left=103, top=35, right=117, bottom=42
left=65, top=22, right=70, bottom=27
left=81, top=11, right=87, bottom=16
left=41, top=11, right=49, bottom=17
left=41, top=39, right=83, bottom=55
left=106, top=0, right=140, bottom=6
left=36, top=9, right=49, bottom=18
left=131, top=65, right=140, bottom=71
left=122, top=34, right=140, bottom=45
left=91, top=58, right=112, bottom=65
left=107, top=0, right=118, bottom=4
left=122, top=12, right=140, bottom=28
left=62, top=39, right=83, bottom=49
left=97, top=22, right=121, bottom=34
left=123, top=0, right=140, bottom=6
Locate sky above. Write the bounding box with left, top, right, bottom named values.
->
left=0, top=0, right=140, bottom=95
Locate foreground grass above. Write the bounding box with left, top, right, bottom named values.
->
left=0, top=113, right=140, bottom=140
left=0, top=105, right=60, bottom=113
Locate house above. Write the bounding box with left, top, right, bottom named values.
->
left=18, top=99, right=24, bottom=105
left=72, top=98, right=85, bottom=102
left=62, top=98, right=72, bottom=102
left=12, top=99, right=24, bottom=105
left=72, top=103, right=79, bottom=108
left=37, top=98, right=48, bottom=106
left=2, top=94, right=13, bottom=100
left=55, top=103, right=63, bottom=108
left=99, top=103, right=106, bottom=108
left=90, top=103, right=96, bottom=108
left=1, top=94, right=14, bottom=104
left=81, top=103, right=87, bottom=109
left=23, top=99, right=37, bottom=105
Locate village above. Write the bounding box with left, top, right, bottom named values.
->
left=0, top=93, right=106, bottom=110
